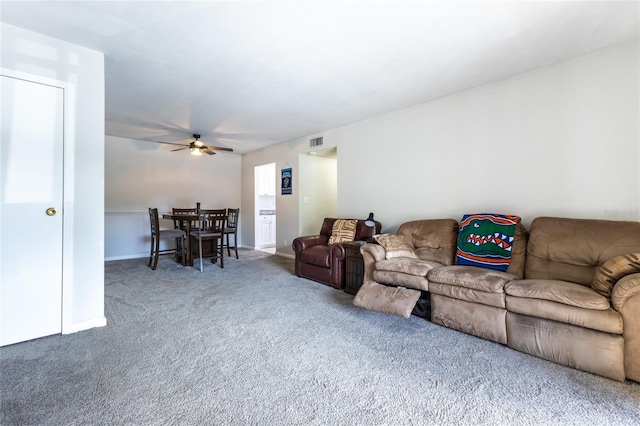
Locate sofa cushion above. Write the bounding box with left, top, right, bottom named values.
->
left=592, top=253, right=640, bottom=300
left=397, top=219, right=459, bottom=265
left=374, top=234, right=418, bottom=260
left=427, top=265, right=515, bottom=293
left=505, top=279, right=610, bottom=310
left=505, top=222, right=528, bottom=279
left=525, top=217, right=640, bottom=286
left=505, top=296, right=622, bottom=334
left=376, top=258, right=439, bottom=276
left=328, top=219, right=357, bottom=244
left=373, top=270, right=430, bottom=292
left=353, top=280, right=421, bottom=318
left=299, top=245, right=330, bottom=268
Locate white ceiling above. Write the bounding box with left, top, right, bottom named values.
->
left=1, top=1, right=638, bottom=153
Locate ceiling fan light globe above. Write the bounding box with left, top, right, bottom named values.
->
left=190, top=147, right=202, bottom=156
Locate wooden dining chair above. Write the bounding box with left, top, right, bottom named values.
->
left=223, top=208, right=240, bottom=259
left=172, top=207, right=197, bottom=227
left=172, top=206, right=198, bottom=263
left=148, top=207, right=186, bottom=270
left=190, top=209, right=226, bottom=272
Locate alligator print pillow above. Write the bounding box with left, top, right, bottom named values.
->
left=456, top=213, right=521, bottom=272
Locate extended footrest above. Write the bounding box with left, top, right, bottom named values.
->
left=353, top=280, right=421, bottom=318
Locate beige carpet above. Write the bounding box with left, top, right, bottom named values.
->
left=1, top=249, right=639, bottom=425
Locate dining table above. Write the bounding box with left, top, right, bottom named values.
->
left=161, top=210, right=227, bottom=267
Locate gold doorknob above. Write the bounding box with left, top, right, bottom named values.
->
left=46, top=207, right=58, bottom=216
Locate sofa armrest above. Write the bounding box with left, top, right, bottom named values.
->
left=611, top=273, right=640, bottom=382
left=361, top=243, right=385, bottom=282
left=592, top=253, right=640, bottom=299
left=611, top=272, right=640, bottom=311
left=292, top=235, right=329, bottom=253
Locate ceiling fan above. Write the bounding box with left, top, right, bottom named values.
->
left=152, top=134, right=233, bottom=156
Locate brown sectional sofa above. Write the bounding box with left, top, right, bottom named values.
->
left=357, top=216, right=640, bottom=382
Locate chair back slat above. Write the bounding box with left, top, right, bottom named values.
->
left=198, top=209, right=226, bottom=232
left=172, top=207, right=198, bottom=230
left=148, top=207, right=159, bottom=236
left=224, top=208, right=240, bottom=259
left=226, top=208, right=239, bottom=229
left=191, top=209, right=227, bottom=271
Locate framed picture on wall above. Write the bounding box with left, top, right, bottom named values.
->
left=281, top=167, right=292, bottom=195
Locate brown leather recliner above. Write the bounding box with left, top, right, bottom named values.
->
left=292, top=218, right=381, bottom=289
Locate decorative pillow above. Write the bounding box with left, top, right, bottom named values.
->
left=456, top=213, right=521, bottom=272
left=374, top=234, right=418, bottom=260
left=328, top=219, right=357, bottom=244
left=592, top=253, right=640, bottom=299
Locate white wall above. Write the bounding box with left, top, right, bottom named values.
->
left=336, top=40, right=639, bottom=230
left=104, top=135, right=241, bottom=259
left=1, top=23, right=106, bottom=331
left=241, top=40, right=639, bottom=254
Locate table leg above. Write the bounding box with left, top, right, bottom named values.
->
left=186, top=221, right=193, bottom=266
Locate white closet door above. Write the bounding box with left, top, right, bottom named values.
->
left=1, top=75, right=64, bottom=346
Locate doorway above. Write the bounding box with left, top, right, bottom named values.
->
left=298, top=148, right=337, bottom=236
left=254, top=163, right=276, bottom=254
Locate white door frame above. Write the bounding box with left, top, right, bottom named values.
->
left=1, top=68, right=76, bottom=336
left=254, top=163, right=276, bottom=251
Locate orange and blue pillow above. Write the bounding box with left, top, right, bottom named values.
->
left=456, top=213, right=521, bottom=272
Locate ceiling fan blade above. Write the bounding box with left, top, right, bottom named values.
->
left=143, top=134, right=231, bottom=155
left=147, top=140, right=187, bottom=147
left=205, top=146, right=234, bottom=152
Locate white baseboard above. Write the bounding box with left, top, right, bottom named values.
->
left=63, top=317, right=107, bottom=334
left=105, top=253, right=148, bottom=261
left=105, top=248, right=294, bottom=261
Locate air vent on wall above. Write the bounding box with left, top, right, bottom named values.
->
left=310, top=137, right=323, bottom=147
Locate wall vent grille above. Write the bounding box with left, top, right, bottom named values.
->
left=310, top=137, right=323, bottom=147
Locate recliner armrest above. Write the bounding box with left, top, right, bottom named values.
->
left=328, top=242, right=347, bottom=260
left=361, top=243, right=385, bottom=261
left=292, top=235, right=329, bottom=253
left=361, top=243, right=385, bottom=282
